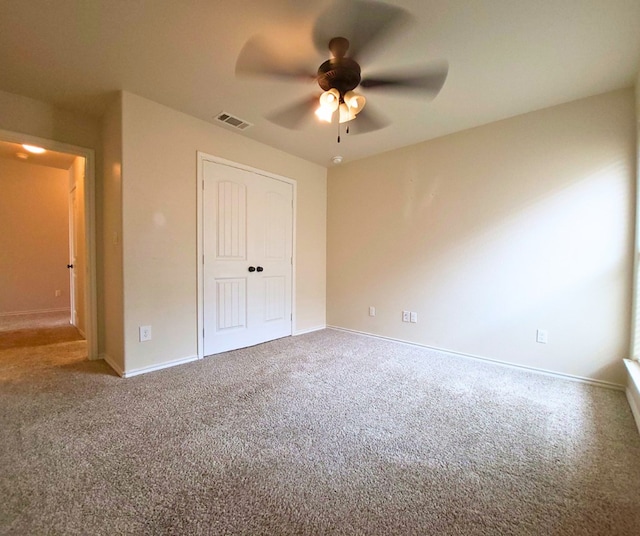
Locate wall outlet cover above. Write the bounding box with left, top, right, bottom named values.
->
left=139, top=325, right=152, bottom=342
left=536, top=329, right=548, bottom=344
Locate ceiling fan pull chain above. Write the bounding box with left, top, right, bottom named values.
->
left=337, top=120, right=341, bottom=143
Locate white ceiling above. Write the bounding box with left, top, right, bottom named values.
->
left=0, top=0, right=638, bottom=167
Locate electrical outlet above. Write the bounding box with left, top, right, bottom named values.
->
left=55, top=289, right=61, bottom=297
left=402, top=311, right=410, bottom=322
left=536, top=329, right=548, bottom=344
left=139, top=325, right=152, bottom=342
left=410, top=312, right=418, bottom=323
left=369, top=306, right=376, bottom=317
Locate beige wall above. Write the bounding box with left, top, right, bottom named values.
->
left=69, top=156, right=86, bottom=334
left=101, top=95, right=125, bottom=371
left=0, top=157, right=70, bottom=314
left=119, top=91, right=326, bottom=372
left=328, top=88, right=635, bottom=385
left=0, top=89, right=100, bottom=150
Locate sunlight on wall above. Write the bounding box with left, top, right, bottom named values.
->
left=327, top=88, right=635, bottom=384
left=423, top=159, right=631, bottom=348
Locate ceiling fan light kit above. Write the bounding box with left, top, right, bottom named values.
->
left=316, top=88, right=364, bottom=124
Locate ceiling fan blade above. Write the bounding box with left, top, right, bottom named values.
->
left=347, top=105, right=388, bottom=135
left=360, top=63, right=449, bottom=97
left=266, top=95, right=319, bottom=130
left=313, top=0, right=412, bottom=61
left=236, top=36, right=317, bottom=80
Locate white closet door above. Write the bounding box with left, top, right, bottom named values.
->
left=203, top=160, right=293, bottom=355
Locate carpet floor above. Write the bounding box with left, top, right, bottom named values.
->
left=1, top=325, right=640, bottom=535
left=0, top=310, right=83, bottom=350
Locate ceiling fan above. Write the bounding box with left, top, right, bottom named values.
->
left=235, top=0, right=448, bottom=142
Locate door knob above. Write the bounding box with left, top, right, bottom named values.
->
left=256, top=266, right=264, bottom=272
left=67, top=264, right=74, bottom=269
left=248, top=266, right=256, bottom=272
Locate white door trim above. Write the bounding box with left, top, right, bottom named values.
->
left=196, top=152, right=297, bottom=359
left=0, top=129, right=98, bottom=360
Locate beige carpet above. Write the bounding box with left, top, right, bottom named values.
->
left=0, top=310, right=84, bottom=350
left=0, top=311, right=86, bottom=382
left=1, top=326, right=640, bottom=535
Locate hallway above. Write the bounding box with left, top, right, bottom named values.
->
left=0, top=311, right=86, bottom=380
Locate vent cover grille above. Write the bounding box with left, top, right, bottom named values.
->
left=215, top=112, right=253, bottom=130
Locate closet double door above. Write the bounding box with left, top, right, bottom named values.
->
left=203, top=160, right=293, bottom=355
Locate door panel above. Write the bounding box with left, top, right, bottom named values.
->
left=216, top=278, right=247, bottom=331
left=203, top=161, right=293, bottom=355
left=217, top=181, right=246, bottom=259
left=264, top=191, right=288, bottom=260
left=264, top=276, right=286, bottom=322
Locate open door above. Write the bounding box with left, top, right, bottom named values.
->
left=68, top=187, right=77, bottom=326
left=68, top=157, right=86, bottom=336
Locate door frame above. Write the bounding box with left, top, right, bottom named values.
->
left=0, top=128, right=98, bottom=360
left=196, top=152, right=297, bottom=359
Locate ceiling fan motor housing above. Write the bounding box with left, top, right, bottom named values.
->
left=317, top=57, right=362, bottom=97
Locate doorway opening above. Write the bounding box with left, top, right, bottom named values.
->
left=0, top=130, right=97, bottom=361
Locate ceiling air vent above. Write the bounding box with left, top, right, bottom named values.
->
left=215, top=112, right=253, bottom=131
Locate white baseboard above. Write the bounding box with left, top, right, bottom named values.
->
left=328, top=326, right=625, bottom=391
left=0, top=308, right=70, bottom=318
left=293, top=325, right=326, bottom=336
left=101, top=353, right=200, bottom=378
left=121, top=355, right=200, bottom=378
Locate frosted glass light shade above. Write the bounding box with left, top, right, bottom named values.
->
left=343, top=91, right=366, bottom=114
left=319, top=88, right=340, bottom=112
left=315, top=105, right=334, bottom=123
left=338, top=102, right=356, bottom=123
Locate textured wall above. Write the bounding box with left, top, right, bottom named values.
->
left=0, top=157, right=70, bottom=315
left=328, top=89, right=635, bottom=385
left=101, top=95, right=125, bottom=371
